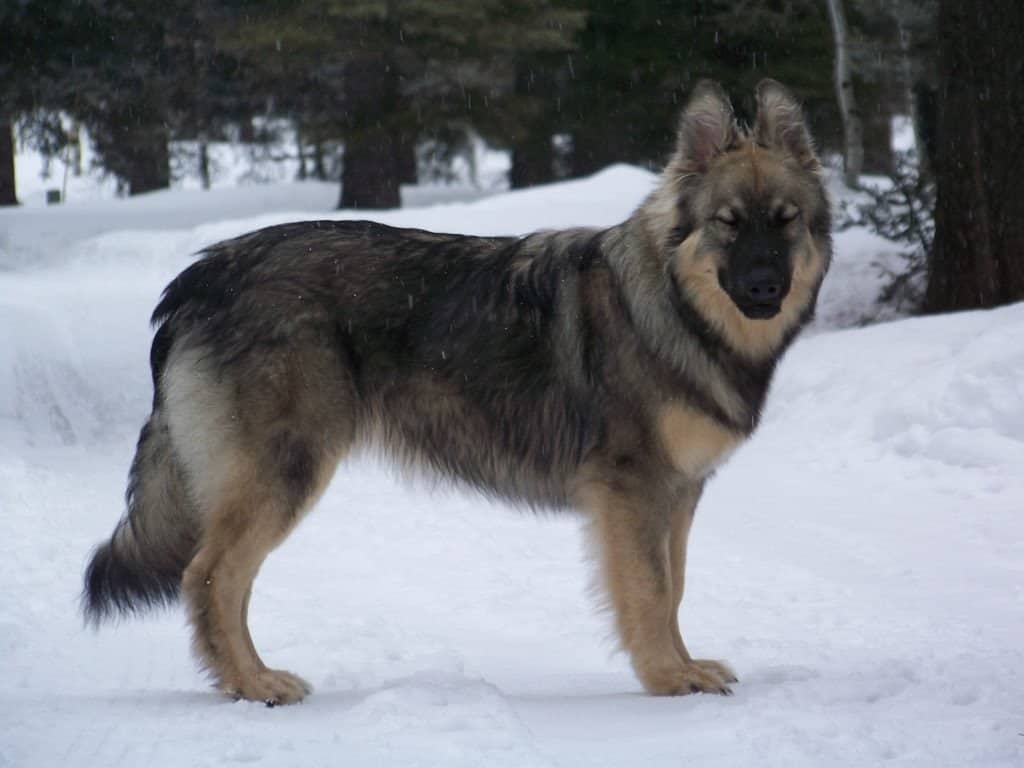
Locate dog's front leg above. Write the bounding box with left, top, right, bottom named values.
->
left=667, top=483, right=737, bottom=689
left=582, top=479, right=732, bottom=695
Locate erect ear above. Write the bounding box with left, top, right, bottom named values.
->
left=672, top=80, right=737, bottom=174
left=753, top=79, right=820, bottom=171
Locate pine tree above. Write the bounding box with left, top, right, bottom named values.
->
left=68, top=0, right=177, bottom=195
left=561, top=1, right=835, bottom=177
left=0, top=123, right=15, bottom=206
left=0, top=0, right=110, bottom=204
left=219, top=0, right=583, bottom=207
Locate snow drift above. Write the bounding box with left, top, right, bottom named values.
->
left=1, top=167, right=1021, bottom=767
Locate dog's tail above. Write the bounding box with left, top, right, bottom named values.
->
left=83, top=398, right=197, bottom=625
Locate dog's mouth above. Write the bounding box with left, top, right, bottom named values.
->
left=736, top=301, right=782, bottom=320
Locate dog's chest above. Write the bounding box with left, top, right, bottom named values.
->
left=656, top=403, right=744, bottom=479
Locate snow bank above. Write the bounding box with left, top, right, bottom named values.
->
left=1, top=168, right=1021, bottom=767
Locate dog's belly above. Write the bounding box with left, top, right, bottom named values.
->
left=359, top=370, right=590, bottom=509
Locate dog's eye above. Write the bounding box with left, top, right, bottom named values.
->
left=714, top=212, right=739, bottom=228
left=777, top=206, right=800, bottom=224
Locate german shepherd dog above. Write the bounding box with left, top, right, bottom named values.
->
left=84, top=80, right=831, bottom=705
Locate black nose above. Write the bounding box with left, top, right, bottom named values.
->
left=741, top=267, right=783, bottom=303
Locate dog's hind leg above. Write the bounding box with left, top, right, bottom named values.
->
left=183, top=494, right=308, bottom=704
left=166, top=339, right=355, bottom=704
left=580, top=475, right=732, bottom=696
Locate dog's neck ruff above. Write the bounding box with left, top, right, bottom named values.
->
left=600, top=225, right=756, bottom=431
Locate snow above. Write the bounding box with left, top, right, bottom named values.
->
left=1, top=160, right=1022, bottom=767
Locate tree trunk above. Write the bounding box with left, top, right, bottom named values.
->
left=924, top=0, right=1024, bottom=312
left=0, top=121, right=17, bottom=206
left=568, top=123, right=618, bottom=178
left=897, top=22, right=931, bottom=179
left=296, top=128, right=307, bottom=181
left=912, top=82, right=938, bottom=175
left=125, top=125, right=170, bottom=195
left=198, top=136, right=211, bottom=190
left=239, top=119, right=256, bottom=144
left=825, top=0, right=863, bottom=187
left=338, top=55, right=402, bottom=209
left=69, top=121, right=83, bottom=177
left=312, top=140, right=326, bottom=181
left=860, top=83, right=894, bottom=176
left=510, top=134, right=554, bottom=188
left=509, top=62, right=556, bottom=188
left=396, top=130, right=417, bottom=185
left=339, top=131, right=401, bottom=209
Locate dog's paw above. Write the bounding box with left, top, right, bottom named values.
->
left=640, top=661, right=734, bottom=696
left=224, top=668, right=312, bottom=706
left=692, top=658, right=738, bottom=684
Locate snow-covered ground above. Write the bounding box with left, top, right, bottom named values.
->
left=1, top=161, right=1022, bottom=767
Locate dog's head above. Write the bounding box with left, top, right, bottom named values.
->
left=652, top=80, right=832, bottom=359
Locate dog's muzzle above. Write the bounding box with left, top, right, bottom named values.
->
left=734, top=266, right=787, bottom=318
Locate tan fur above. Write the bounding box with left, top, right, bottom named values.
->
left=577, top=479, right=734, bottom=695
left=181, top=430, right=344, bottom=700
left=180, top=444, right=346, bottom=703
left=171, top=335, right=355, bottom=704
left=658, top=402, right=743, bottom=479
left=162, top=345, right=246, bottom=510
left=181, top=482, right=309, bottom=704
left=666, top=488, right=737, bottom=684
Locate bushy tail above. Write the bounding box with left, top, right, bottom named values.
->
left=83, top=407, right=197, bottom=624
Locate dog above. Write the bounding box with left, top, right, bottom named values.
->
left=83, top=79, right=831, bottom=705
